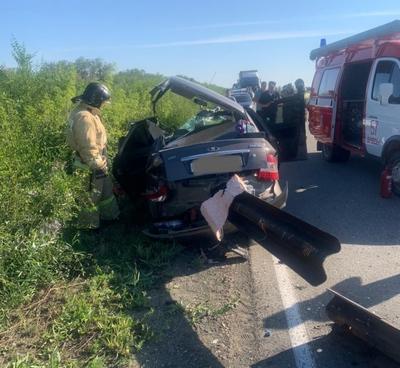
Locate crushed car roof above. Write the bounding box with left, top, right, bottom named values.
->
left=150, top=76, right=246, bottom=115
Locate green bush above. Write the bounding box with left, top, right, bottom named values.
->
left=1, top=41, right=217, bottom=365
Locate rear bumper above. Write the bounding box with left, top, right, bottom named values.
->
left=143, top=181, right=288, bottom=239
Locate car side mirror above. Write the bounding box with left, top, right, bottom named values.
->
left=379, top=83, right=393, bottom=105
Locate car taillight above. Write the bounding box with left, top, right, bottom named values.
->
left=142, top=185, right=168, bottom=202
left=257, top=153, right=279, bottom=181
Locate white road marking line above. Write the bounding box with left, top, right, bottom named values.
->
left=272, top=256, right=317, bottom=368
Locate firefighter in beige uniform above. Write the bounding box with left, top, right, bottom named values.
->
left=67, top=82, right=120, bottom=228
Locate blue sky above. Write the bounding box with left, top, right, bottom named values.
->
left=1, top=0, right=400, bottom=87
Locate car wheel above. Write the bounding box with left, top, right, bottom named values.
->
left=389, top=152, right=400, bottom=196
left=322, top=143, right=350, bottom=163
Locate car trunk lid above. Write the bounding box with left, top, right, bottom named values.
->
left=150, top=76, right=246, bottom=116
left=159, top=137, right=274, bottom=181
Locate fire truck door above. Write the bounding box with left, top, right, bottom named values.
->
left=365, top=58, right=400, bottom=157
left=308, top=68, right=341, bottom=143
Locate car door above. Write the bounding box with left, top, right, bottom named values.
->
left=365, top=58, right=400, bottom=157
left=308, top=67, right=341, bottom=143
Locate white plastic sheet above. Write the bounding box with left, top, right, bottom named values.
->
left=200, top=174, right=247, bottom=241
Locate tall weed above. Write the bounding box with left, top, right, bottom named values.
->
left=0, top=42, right=219, bottom=365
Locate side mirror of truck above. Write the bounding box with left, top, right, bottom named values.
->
left=378, top=83, right=394, bottom=105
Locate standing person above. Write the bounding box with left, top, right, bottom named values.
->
left=258, top=81, right=280, bottom=124
left=253, top=81, right=267, bottom=114
left=294, top=78, right=308, bottom=160
left=66, top=82, right=120, bottom=229
left=276, top=83, right=299, bottom=159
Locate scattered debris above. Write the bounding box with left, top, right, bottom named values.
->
left=227, top=244, right=248, bottom=259
left=264, top=329, right=272, bottom=337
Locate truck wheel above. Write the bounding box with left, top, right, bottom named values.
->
left=322, top=143, right=350, bottom=163
left=389, top=152, right=400, bottom=196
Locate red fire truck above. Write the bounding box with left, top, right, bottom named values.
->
left=308, top=20, right=400, bottom=195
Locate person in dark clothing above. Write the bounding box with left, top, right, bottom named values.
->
left=273, top=81, right=307, bottom=160
left=294, top=78, right=308, bottom=159
left=275, top=84, right=299, bottom=159
left=258, top=81, right=280, bottom=124
left=280, top=84, right=297, bottom=126
left=253, top=81, right=267, bottom=113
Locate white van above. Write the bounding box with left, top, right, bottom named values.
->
left=308, top=20, right=400, bottom=194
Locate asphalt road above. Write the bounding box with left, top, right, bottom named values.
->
left=250, top=134, right=400, bottom=368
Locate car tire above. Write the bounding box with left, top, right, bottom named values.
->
left=388, top=151, right=400, bottom=196
left=322, top=143, right=350, bottom=163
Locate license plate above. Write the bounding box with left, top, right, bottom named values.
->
left=191, top=155, right=243, bottom=175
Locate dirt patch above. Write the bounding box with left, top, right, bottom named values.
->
left=130, top=233, right=262, bottom=368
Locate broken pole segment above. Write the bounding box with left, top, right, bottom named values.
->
left=326, top=288, right=400, bottom=364
left=229, top=191, right=341, bottom=264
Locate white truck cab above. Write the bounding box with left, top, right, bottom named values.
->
left=365, top=58, right=400, bottom=158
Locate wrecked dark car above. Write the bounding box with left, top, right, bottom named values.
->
left=113, top=76, right=292, bottom=238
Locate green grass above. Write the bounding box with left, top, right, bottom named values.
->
left=0, top=41, right=223, bottom=367
left=46, top=274, right=152, bottom=361
left=1, top=225, right=181, bottom=367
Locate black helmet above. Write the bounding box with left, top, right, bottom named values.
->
left=72, top=82, right=111, bottom=108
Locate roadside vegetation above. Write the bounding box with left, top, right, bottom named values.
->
left=0, top=41, right=224, bottom=367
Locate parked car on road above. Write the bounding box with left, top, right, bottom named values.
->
left=229, top=88, right=255, bottom=110
left=113, top=76, right=297, bottom=238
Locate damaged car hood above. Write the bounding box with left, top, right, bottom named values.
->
left=150, top=76, right=246, bottom=116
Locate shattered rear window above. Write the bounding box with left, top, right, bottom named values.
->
left=172, top=109, right=234, bottom=139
